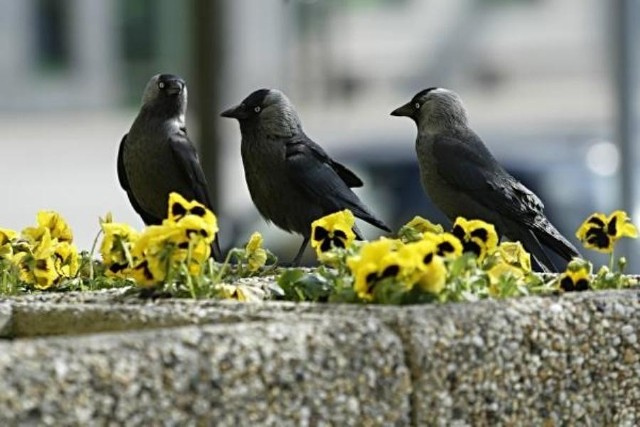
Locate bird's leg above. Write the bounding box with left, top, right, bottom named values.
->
left=290, top=236, right=310, bottom=266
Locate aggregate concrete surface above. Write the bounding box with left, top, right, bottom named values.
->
left=0, top=283, right=639, bottom=426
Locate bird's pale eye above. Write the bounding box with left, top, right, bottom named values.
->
left=414, top=102, right=421, bottom=109
left=158, top=81, right=165, bottom=89
left=254, top=106, right=261, bottom=113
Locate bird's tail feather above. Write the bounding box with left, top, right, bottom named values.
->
left=360, top=214, right=392, bottom=233
left=533, top=221, right=580, bottom=262
left=347, top=203, right=391, bottom=233
left=519, top=229, right=555, bottom=272
left=334, top=189, right=391, bottom=233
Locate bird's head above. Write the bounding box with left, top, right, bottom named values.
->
left=141, top=74, right=187, bottom=113
left=221, top=88, right=302, bottom=138
left=391, top=87, right=468, bottom=131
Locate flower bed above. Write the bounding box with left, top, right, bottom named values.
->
left=0, top=193, right=637, bottom=302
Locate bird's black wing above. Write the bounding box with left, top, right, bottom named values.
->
left=432, top=132, right=579, bottom=264
left=117, top=134, right=162, bottom=225
left=168, top=130, right=214, bottom=209
left=168, top=130, right=224, bottom=260
left=431, top=132, right=543, bottom=224
left=297, top=134, right=363, bottom=188
left=117, top=134, right=130, bottom=192
left=285, top=138, right=390, bottom=232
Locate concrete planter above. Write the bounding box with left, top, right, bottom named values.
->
left=0, top=285, right=639, bottom=425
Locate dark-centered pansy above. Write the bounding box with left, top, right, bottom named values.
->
left=311, top=210, right=356, bottom=259
left=575, top=210, right=638, bottom=254
left=451, top=217, right=499, bottom=261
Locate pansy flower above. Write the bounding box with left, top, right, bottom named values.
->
left=487, top=262, right=526, bottom=293
left=23, top=211, right=73, bottom=244
left=100, top=222, right=139, bottom=276
left=403, top=216, right=444, bottom=234
left=128, top=259, right=156, bottom=287
left=167, top=192, right=218, bottom=240
left=218, top=282, right=267, bottom=302
left=399, top=240, right=447, bottom=294
left=53, top=241, right=80, bottom=278
left=489, top=241, right=531, bottom=272
left=575, top=210, right=638, bottom=253
left=424, top=232, right=463, bottom=259
left=244, top=232, right=267, bottom=272
left=399, top=216, right=445, bottom=242
left=0, top=228, right=18, bottom=260
left=130, top=224, right=179, bottom=284
left=347, top=239, right=412, bottom=301
left=452, top=217, right=499, bottom=261
left=170, top=215, right=213, bottom=273
left=311, top=210, right=356, bottom=259
left=13, top=229, right=59, bottom=290
left=558, top=260, right=591, bottom=292
left=131, top=218, right=213, bottom=285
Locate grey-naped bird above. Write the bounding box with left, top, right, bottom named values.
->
left=221, top=88, right=391, bottom=265
left=118, top=73, right=222, bottom=260
left=391, top=87, right=579, bottom=271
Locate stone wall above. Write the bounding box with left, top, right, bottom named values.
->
left=1, top=287, right=639, bottom=425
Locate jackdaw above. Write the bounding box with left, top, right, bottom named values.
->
left=221, top=88, right=391, bottom=265
left=118, top=73, right=222, bottom=260
left=391, top=87, right=579, bottom=271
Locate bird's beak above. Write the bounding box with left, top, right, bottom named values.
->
left=220, top=104, right=250, bottom=120
left=390, top=102, right=413, bottom=118
left=165, top=79, right=185, bottom=96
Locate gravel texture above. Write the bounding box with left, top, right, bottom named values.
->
left=0, top=318, right=411, bottom=426
left=396, top=291, right=640, bottom=426
left=1, top=285, right=639, bottom=425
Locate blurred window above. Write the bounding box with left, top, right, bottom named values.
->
left=119, top=0, right=157, bottom=103
left=35, top=0, right=70, bottom=73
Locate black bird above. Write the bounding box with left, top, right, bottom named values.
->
left=221, top=88, right=390, bottom=265
left=391, top=87, right=579, bottom=271
left=118, top=73, right=222, bottom=260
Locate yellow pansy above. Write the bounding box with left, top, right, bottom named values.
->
left=166, top=192, right=218, bottom=240
left=399, top=240, right=447, bottom=294
left=14, top=229, right=59, bottom=290
left=424, top=232, right=464, bottom=259
left=487, top=262, right=527, bottom=296
left=128, top=259, right=156, bottom=287
left=490, top=241, right=532, bottom=272
left=245, top=232, right=267, bottom=272
left=23, top=211, right=73, bottom=243
left=0, top=228, right=18, bottom=260
left=129, top=224, right=177, bottom=283
left=347, top=239, right=412, bottom=301
left=404, top=216, right=444, bottom=234
left=130, top=219, right=212, bottom=285
left=451, top=217, right=499, bottom=261
left=575, top=210, right=638, bottom=254
left=100, top=222, right=139, bottom=276
left=0, top=228, right=17, bottom=245
left=311, top=210, right=357, bottom=259
left=558, top=260, right=591, bottom=292
left=21, top=225, right=49, bottom=244
left=53, top=241, right=79, bottom=278
left=218, top=283, right=267, bottom=302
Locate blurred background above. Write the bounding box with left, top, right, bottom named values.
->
left=1, top=0, right=639, bottom=269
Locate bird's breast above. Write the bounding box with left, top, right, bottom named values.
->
left=241, top=137, right=295, bottom=226
left=124, top=132, right=186, bottom=217
left=415, top=138, right=471, bottom=221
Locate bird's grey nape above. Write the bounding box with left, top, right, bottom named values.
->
left=417, top=88, right=470, bottom=133
left=259, top=90, right=303, bottom=139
